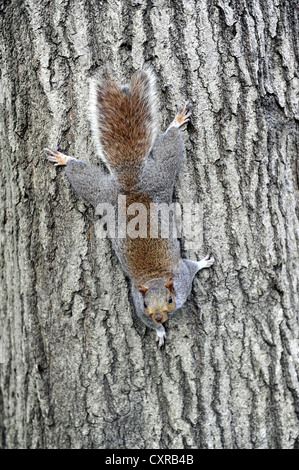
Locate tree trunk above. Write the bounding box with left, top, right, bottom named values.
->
left=0, top=0, right=298, bottom=449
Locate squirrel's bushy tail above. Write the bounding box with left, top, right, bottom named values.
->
left=89, top=68, right=157, bottom=190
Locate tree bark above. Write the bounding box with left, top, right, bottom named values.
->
left=0, top=0, right=298, bottom=449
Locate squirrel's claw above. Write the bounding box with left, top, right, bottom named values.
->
left=44, top=147, right=69, bottom=166
left=173, top=100, right=192, bottom=128
left=180, top=100, right=191, bottom=117
left=197, top=254, right=215, bottom=270
left=204, top=254, right=215, bottom=267
left=166, top=100, right=191, bottom=131
left=156, top=330, right=167, bottom=348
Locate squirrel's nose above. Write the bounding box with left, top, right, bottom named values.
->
left=155, top=312, right=164, bottom=323
left=154, top=312, right=163, bottom=323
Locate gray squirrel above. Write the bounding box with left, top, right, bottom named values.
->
left=44, top=68, right=214, bottom=347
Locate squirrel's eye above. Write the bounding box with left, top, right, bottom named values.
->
left=168, top=296, right=172, bottom=304
left=144, top=302, right=147, bottom=308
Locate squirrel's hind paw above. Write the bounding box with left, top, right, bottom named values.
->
left=174, top=100, right=192, bottom=127
left=44, top=147, right=70, bottom=166
left=166, top=100, right=191, bottom=132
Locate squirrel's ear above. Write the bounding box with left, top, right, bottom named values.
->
left=165, top=277, right=175, bottom=293
left=138, top=284, right=148, bottom=296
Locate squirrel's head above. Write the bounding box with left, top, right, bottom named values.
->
left=137, top=278, right=176, bottom=323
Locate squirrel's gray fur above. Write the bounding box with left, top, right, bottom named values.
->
left=45, top=68, right=214, bottom=347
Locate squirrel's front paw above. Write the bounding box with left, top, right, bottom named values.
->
left=197, top=254, right=215, bottom=270
left=44, top=147, right=70, bottom=166
left=156, top=329, right=167, bottom=348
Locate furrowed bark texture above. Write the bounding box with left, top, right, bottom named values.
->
left=0, top=0, right=298, bottom=449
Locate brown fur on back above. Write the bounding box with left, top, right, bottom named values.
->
left=124, top=191, right=178, bottom=283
